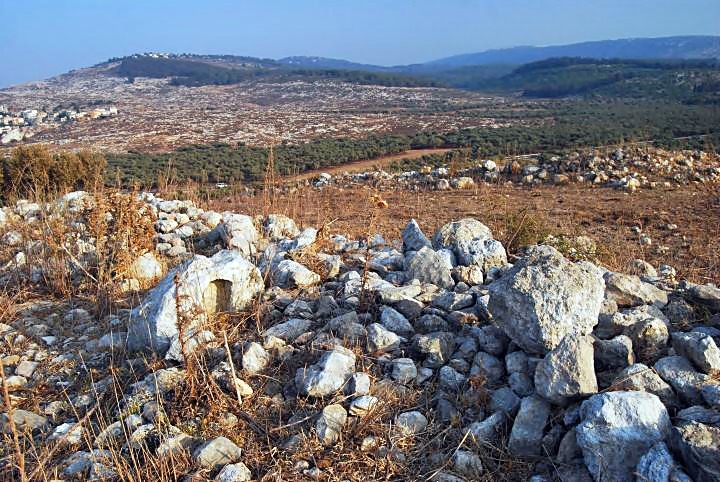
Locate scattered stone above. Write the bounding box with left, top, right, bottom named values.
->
left=192, top=436, right=243, bottom=469
left=316, top=404, right=347, bottom=445
left=394, top=411, right=428, bottom=436
left=604, top=272, right=668, bottom=308
left=296, top=347, right=356, bottom=397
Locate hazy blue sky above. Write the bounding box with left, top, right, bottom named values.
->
left=1, top=0, right=719, bottom=87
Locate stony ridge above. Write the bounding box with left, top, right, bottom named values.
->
left=0, top=190, right=719, bottom=481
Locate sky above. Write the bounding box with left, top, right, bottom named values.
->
left=1, top=0, right=719, bottom=87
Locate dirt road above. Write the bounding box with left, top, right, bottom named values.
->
left=286, top=148, right=451, bottom=182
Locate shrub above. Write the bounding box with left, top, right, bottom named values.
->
left=2, top=145, right=106, bottom=200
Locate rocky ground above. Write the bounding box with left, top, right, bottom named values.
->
left=301, top=146, right=720, bottom=192
left=0, top=189, right=719, bottom=481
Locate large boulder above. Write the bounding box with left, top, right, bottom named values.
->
left=404, top=247, right=454, bottom=289
left=127, top=250, right=263, bottom=355
left=488, top=246, right=605, bottom=354
left=432, top=218, right=492, bottom=252
left=576, top=391, right=671, bottom=482
left=534, top=334, right=597, bottom=405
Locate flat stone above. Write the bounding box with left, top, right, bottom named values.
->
left=604, top=272, right=668, bottom=308
left=672, top=331, right=720, bottom=374
left=655, top=356, right=709, bottom=405
left=394, top=411, right=428, bottom=436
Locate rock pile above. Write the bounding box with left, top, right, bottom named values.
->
left=305, top=147, right=719, bottom=193
left=1, top=193, right=719, bottom=481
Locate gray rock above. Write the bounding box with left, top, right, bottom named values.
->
left=509, top=372, right=535, bottom=397
left=216, top=462, right=252, bottom=482
left=506, top=351, right=530, bottom=374
left=380, top=306, right=414, bottom=337
left=316, top=404, right=347, bottom=445
left=15, top=360, right=39, bottom=378
left=295, top=347, right=356, bottom=397
left=242, top=342, right=270, bottom=375
left=438, top=365, right=466, bottom=391
left=604, top=272, right=668, bottom=308
left=593, top=335, right=634, bottom=369
left=508, top=395, right=551, bottom=456
left=489, top=387, right=521, bottom=415
left=432, top=291, right=474, bottom=312
left=347, top=372, right=371, bottom=396
left=456, top=238, right=507, bottom=273
left=466, top=412, right=506, bottom=445
left=404, top=247, right=454, bottom=289
left=470, top=351, right=506, bottom=386
left=670, top=421, right=720, bottom=482
left=576, top=391, right=671, bottom=482
left=629, top=316, right=669, bottom=362
left=535, top=334, right=597, bottom=405
left=263, top=318, right=312, bottom=342
left=432, top=218, right=493, bottom=253
left=556, top=429, right=581, bottom=463
left=326, top=310, right=367, bottom=342
left=474, top=325, right=510, bottom=357
left=703, top=383, right=720, bottom=407
left=264, top=214, right=300, bottom=241
left=611, top=363, right=679, bottom=408
left=128, top=250, right=262, bottom=355
left=677, top=405, right=720, bottom=426
left=394, top=411, right=428, bottom=436
left=413, top=332, right=456, bottom=367
left=686, top=283, right=720, bottom=313
left=414, top=314, right=448, bottom=333
left=217, top=213, right=258, bottom=254
left=272, top=259, right=320, bottom=289
left=349, top=395, right=378, bottom=416
left=635, top=442, right=678, bottom=482
left=128, top=252, right=164, bottom=282
left=366, top=323, right=400, bottom=353
left=192, top=436, right=242, bottom=469
left=1, top=409, right=49, bottom=434
left=655, top=356, right=709, bottom=405
left=452, top=450, right=484, bottom=479
left=488, top=245, right=604, bottom=354
left=402, top=219, right=431, bottom=252
left=672, top=331, right=720, bottom=374
left=391, top=358, right=417, bottom=384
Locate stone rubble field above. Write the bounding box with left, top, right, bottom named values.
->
left=0, top=190, right=719, bottom=481
left=308, top=147, right=720, bottom=193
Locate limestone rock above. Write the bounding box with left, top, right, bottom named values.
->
left=128, top=250, right=263, bottom=355
left=488, top=245, right=604, bottom=354
left=576, top=391, right=671, bottom=482
left=404, top=247, right=454, bottom=289
left=508, top=395, right=551, bottom=456
left=535, top=334, right=598, bottom=405
left=295, top=347, right=356, bottom=397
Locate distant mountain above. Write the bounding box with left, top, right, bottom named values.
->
left=428, top=36, right=720, bottom=67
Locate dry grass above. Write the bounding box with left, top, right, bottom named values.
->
left=209, top=182, right=720, bottom=285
